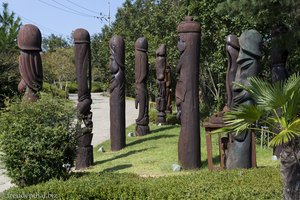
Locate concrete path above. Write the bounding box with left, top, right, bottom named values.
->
left=69, top=93, right=138, bottom=146
left=0, top=93, right=138, bottom=193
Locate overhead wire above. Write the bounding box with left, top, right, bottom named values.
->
left=7, top=7, right=61, bottom=36
left=50, top=0, right=99, bottom=18
left=38, top=0, right=100, bottom=19
left=64, top=0, right=100, bottom=15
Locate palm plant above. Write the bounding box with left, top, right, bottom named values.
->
left=213, top=73, right=300, bottom=199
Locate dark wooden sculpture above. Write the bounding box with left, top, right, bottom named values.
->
left=176, top=16, right=201, bottom=169
left=226, top=30, right=262, bottom=169
left=109, top=35, right=126, bottom=151
left=17, top=24, right=43, bottom=102
left=165, top=64, right=172, bottom=114
left=135, top=37, right=150, bottom=136
left=74, top=28, right=93, bottom=169
left=225, top=35, right=240, bottom=109
left=270, top=25, right=289, bottom=158
left=155, top=44, right=167, bottom=124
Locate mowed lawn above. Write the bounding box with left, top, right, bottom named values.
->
left=88, top=123, right=279, bottom=176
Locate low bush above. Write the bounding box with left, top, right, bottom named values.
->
left=42, top=82, right=68, bottom=98
left=67, top=82, right=78, bottom=93
left=1, top=167, right=282, bottom=199
left=0, top=94, right=78, bottom=187
left=149, top=108, right=179, bottom=125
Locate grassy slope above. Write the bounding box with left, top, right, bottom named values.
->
left=89, top=123, right=279, bottom=176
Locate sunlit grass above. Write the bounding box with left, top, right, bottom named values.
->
left=88, top=123, right=278, bottom=176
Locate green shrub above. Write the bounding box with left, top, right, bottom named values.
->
left=149, top=108, right=179, bottom=125
left=1, top=167, right=282, bottom=199
left=0, top=94, right=77, bottom=187
left=67, top=82, right=78, bottom=93
left=42, top=82, right=68, bottom=98
left=91, top=82, right=103, bottom=92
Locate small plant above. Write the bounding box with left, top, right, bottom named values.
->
left=0, top=94, right=77, bottom=187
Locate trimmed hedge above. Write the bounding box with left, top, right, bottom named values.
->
left=1, top=167, right=282, bottom=199
left=0, top=94, right=77, bottom=187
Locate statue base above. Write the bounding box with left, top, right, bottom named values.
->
left=75, top=145, right=93, bottom=169
left=157, top=113, right=166, bottom=124
left=135, top=125, right=149, bottom=136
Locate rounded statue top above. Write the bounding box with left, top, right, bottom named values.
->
left=17, top=24, right=42, bottom=51
left=156, top=44, right=166, bottom=56
left=177, top=16, right=201, bottom=33
left=135, top=37, right=148, bottom=52
left=226, top=34, right=240, bottom=50
left=239, top=29, right=262, bottom=57
left=74, top=28, right=90, bottom=44
left=109, top=35, right=125, bottom=67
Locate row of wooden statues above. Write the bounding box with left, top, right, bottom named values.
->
left=17, top=16, right=283, bottom=171
left=16, top=17, right=200, bottom=170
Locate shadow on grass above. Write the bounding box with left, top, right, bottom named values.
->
left=150, top=125, right=178, bottom=134
left=201, top=155, right=222, bottom=169
left=94, top=148, right=153, bottom=165
left=101, top=164, right=133, bottom=173
left=126, top=134, right=177, bottom=147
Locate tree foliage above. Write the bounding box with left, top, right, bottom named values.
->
left=0, top=3, right=21, bottom=106
left=0, top=3, right=21, bottom=52
left=90, top=0, right=299, bottom=117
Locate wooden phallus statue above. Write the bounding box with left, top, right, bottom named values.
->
left=226, top=30, right=262, bottom=169
left=270, top=25, right=289, bottom=159
left=135, top=37, right=150, bottom=136
left=155, top=44, right=167, bottom=124
left=165, top=64, right=172, bottom=114
left=109, top=35, right=126, bottom=151
left=74, top=28, right=93, bottom=169
left=17, top=24, right=43, bottom=102
left=176, top=16, right=201, bottom=169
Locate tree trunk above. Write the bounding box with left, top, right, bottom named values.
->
left=280, top=138, right=300, bottom=200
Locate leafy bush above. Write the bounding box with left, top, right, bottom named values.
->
left=42, top=82, right=68, bottom=98
left=0, top=94, right=77, bottom=187
left=67, top=82, right=78, bottom=93
left=67, top=81, right=107, bottom=93
left=1, top=167, right=282, bottom=199
left=149, top=108, right=179, bottom=125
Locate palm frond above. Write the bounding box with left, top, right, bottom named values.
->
left=269, top=118, right=300, bottom=146
left=212, top=104, right=263, bottom=135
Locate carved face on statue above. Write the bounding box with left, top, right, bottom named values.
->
left=232, top=30, right=262, bottom=107
left=177, top=34, right=186, bottom=54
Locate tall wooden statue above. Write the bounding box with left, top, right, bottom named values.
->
left=74, top=28, right=93, bottom=169
left=165, top=64, right=172, bottom=114
left=176, top=16, right=201, bottom=169
left=17, top=24, right=43, bottom=102
left=109, top=35, right=126, bottom=151
left=135, top=37, right=150, bottom=136
left=155, top=44, right=167, bottom=124
left=227, top=30, right=262, bottom=169
left=270, top=25, right=289, bottom=159
left=225, top=35, right=240, bottom=109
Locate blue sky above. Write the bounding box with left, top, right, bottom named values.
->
left=3, top=0, right=125, bottom=38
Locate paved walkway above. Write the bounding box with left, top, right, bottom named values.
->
left=0, top=93, right=138, bottom=193
left=69, top=93, right=138, bottom=146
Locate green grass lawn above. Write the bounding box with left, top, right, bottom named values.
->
left=88, top=123, right=279, bottom=176
left=1, top=123, right=282, bottom=199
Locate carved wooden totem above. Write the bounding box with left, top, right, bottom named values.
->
left=176, top=16, right=201, bottom=169
left=109, top=35, right=126, bottom=151
left=227, top=30, right=262, bottom=169
left=225, top=35, right=240, bottom=109
left=74, top=28, right=93, bottom=169
left=155, top=44, right=167, bottom=124
left=165, top=64, right=172, bottom=114
left=270, top=25, right=289, bottom=159
left=135, top=37, right=150, bottom=136
left=17, top=24, right=43, bottom=102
